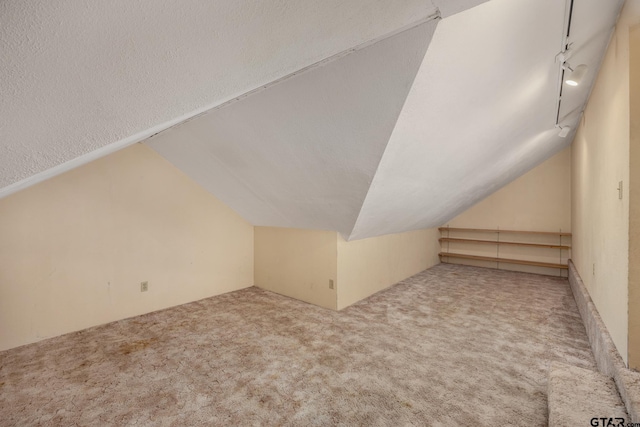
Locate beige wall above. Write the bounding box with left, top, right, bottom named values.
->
left=254, top=227, right=439, bottom=310
left=629, top=22, right=640, bottom=369
left=254, top=227, right=337, bottom=309
left=444, top=146, right=572, bottom=276
left=571, top=0, right=640, bottom=366
left=336, top=228, right=440, bottom=310
left=448, top=146, right=572, bottom=232
left=0, top=144, right=254, bottom=352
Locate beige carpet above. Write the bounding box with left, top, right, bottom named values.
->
left=0, top=264, right=596, bottom=426
left=548, top=362, right=627, bottom=426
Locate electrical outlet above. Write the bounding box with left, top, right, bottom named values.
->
left=592, top=264, right=595, bottom=276
left=141, top=281, right=148, bottom=292
left=329, top=279, right=334, bottom=290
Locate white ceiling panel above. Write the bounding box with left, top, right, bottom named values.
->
left=1, top=0, right=622, bottom=242
left=0, top=0, right=448, bottom=194
left=149, top=22, right=437, bottom=235
left=348, top=0, right=622, bottom=240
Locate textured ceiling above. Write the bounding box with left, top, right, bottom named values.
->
left=1, top=0, right=623, bottom=240
left=1, top=0, right=467, bottom=195
left=149, top=0, right=621, bottom=240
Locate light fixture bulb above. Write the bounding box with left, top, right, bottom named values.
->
left=565, top=64, right=587, bottom=86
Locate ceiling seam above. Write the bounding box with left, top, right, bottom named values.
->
left=146, top=10, right=442, bottom=142
left=0, top=10, right=442, bottom=201
left=152, top=134, right=298, bottom=228
left=346, top=19, right=441, bottom=241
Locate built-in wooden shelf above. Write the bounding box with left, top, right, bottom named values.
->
left=438, top=237, right=571, bottom=250
left=438, top=226, right=571, bottom=275
left=438, top=227, right=572, bottom=237
left=438, top=252, right=569, bottom=270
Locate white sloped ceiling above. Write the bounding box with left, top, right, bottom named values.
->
left=0, top=0, right=463, bottom=195
left=1, top=0, right=622, bottom=241
left=349, top=0, right=622, bottom=239
left=149, top=21, right=437, bottom=236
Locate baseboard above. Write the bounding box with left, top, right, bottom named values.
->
left=568, top=260, right=640, bottom=422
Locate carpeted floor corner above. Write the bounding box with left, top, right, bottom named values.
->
left=0, top=264, right=596, bottom=426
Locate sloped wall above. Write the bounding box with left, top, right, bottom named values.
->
left=0, top=144, right=254, bottom=352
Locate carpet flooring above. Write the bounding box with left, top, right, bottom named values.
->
left=0, top=264, right=596, bottom=426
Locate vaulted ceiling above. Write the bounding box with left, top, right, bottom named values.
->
left=0, top=0, right=623, bottom=239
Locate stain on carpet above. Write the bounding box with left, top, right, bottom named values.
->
left=119, top=338, right=157, bottom=355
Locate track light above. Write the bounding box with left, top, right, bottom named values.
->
left=564, top=64, right=588, bottom=86
left=558, top=126, right=571, bottom=138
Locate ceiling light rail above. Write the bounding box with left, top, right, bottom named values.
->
left=554, top=0, right=582, bottom=137
left=555, top=0, right=574, bottom=138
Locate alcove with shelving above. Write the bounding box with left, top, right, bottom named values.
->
left=438, top=227, right=571, bottom=277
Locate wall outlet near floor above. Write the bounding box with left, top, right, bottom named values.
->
left=329, top=279, right=334, bottom=290
left=141, top=281, right=148, bottom=292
